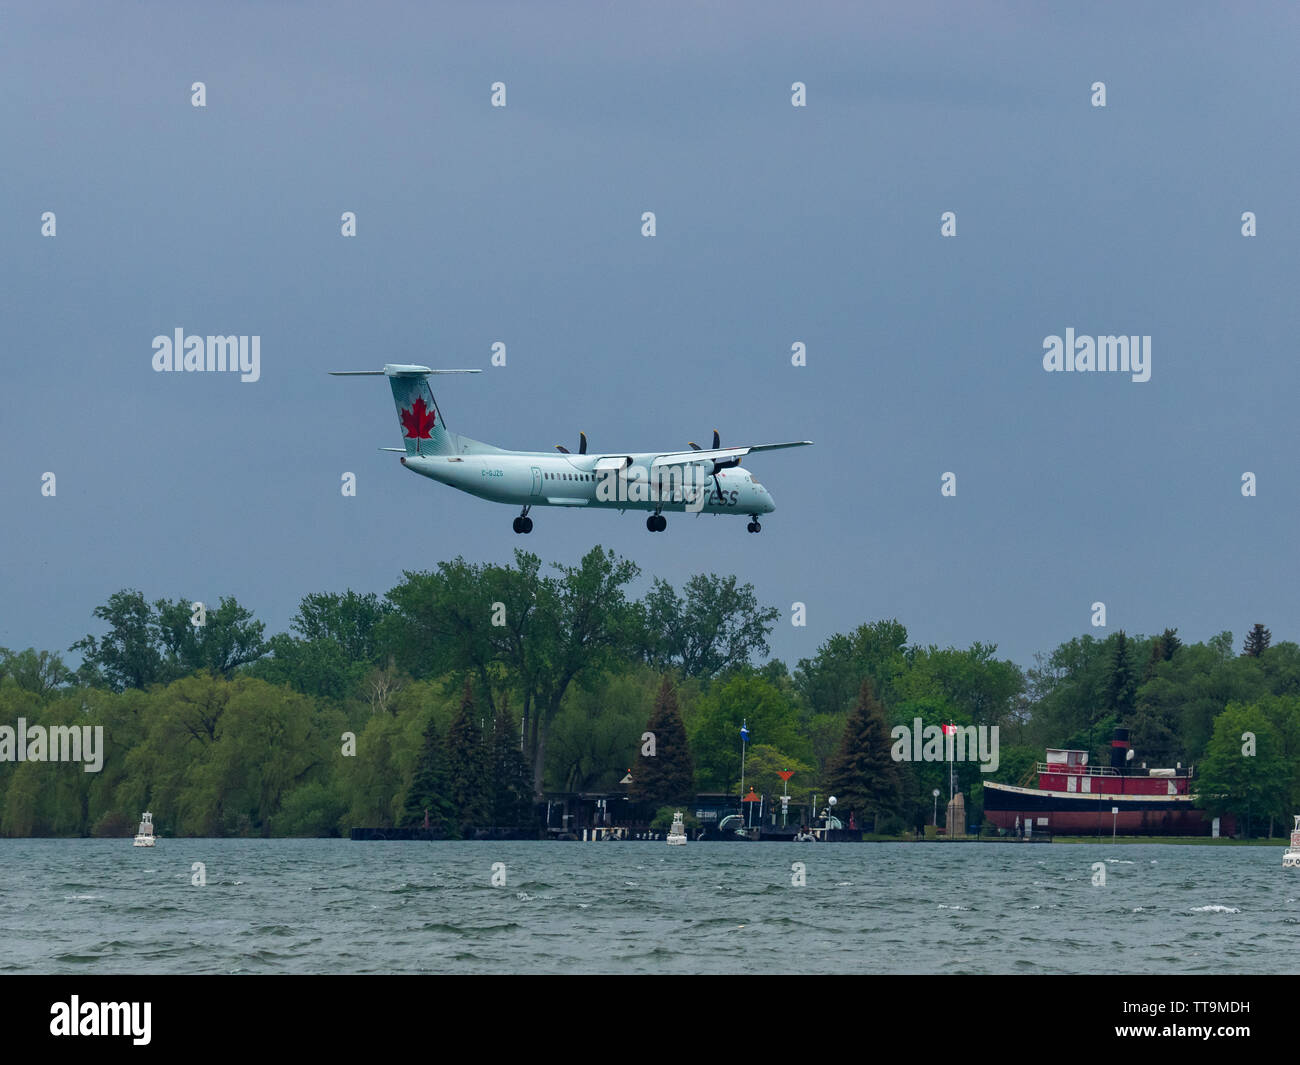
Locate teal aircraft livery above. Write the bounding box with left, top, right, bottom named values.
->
left=333, top=365, right=812, bottom=533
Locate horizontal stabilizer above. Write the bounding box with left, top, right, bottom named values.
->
left=330, top=366, right=482, bottom=377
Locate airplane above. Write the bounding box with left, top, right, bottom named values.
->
left=332, top=364, right=812, bottom=534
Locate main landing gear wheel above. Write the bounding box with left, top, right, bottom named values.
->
left=512, top=514, right=534, bottom=534
left=646, top=514, right=667, bottom=532
left=746, top=520, right=762, bottom=533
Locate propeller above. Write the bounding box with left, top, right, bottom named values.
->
left=687, top=429, right=741, bottom=475
left=687, top=429, right=741, bottom=499
left=555, top=432, right=588, bottom=455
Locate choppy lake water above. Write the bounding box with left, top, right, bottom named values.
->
left=1, top=840, right=1293, bottom=974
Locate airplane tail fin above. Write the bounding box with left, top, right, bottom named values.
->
left=330, top=364, right=481, bottom=457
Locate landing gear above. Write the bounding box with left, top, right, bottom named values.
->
left=646, top=513, right=667, bottom=532
left=513, top=507, right=533, bottom=534
left=746, top=518, right=762, bottom=533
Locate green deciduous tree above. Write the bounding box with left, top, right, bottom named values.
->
left=739, top=743, right=814, bottom=805
left=70, top=590, right=163, bottom=691
left=0, top=647, right=73, bottom=700
left=689, top=673, right=808, bottom=792
left=154, top=595, right=267, bottom=678
left=291, top=591, right=391, bottom=661
left=636, top=574, right=778, bottom=678
left=1196, top=701, right=1289, bottom=836
left=547, top=669, right=650, bottom=793
left=794, top=619, right=909, bottom=717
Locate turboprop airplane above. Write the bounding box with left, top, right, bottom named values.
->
left=332, top=364, right=812, bottom=534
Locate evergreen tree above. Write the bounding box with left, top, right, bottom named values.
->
left=1143, top=628, right=1181, bottom=681
left=1160, top=628, right=1182, bottom=658
left=445, top=681, right=491, bottom=831
left=488, top=697, right=533, bottom=828
left=824, top=678, right=904, bottom=832
left=1243, top=623, right=1272, bottom=658
left=1105, top=631, right=1136, bottom=722
left=399, top=714, right=454, bottom=831
left=1143, top=640, right=1163, bottom=682
left=630, top=677, right=695, bottom=806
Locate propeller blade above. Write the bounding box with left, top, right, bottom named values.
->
left=707, top=429, right=741, bottom=475
left=688, top=442, right=701, bottom=451
left=579, top=432, right=587, bottom=455
left=555, top=445, right=570, bottom=454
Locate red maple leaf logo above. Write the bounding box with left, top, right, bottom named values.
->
left=400, top=396, right=436, bottom=452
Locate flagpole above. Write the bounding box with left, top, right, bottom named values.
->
left=739, top=719, right=749, bottom=823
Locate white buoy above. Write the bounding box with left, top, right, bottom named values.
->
left=666, top=811, right=687, bottom=846
left=1284, top=815, right=1300, bottom=869
left=133, top=811, right=157, bottom=848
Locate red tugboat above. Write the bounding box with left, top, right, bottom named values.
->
left=983, top=728, right=1233, bottom=836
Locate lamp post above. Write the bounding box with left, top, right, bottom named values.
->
left=933, top=788, right=940, bottom=827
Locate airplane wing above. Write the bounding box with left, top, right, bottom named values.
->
left=650, top=441, right=813, bottom=468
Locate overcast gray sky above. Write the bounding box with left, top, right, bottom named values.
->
left=3, top=1, right=1299, bottom=673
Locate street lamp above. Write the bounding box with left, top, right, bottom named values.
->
left=821, top=795, right=837, bottom=838
left=933, top=788, right=940, bottom=827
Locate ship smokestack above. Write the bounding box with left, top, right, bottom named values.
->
left=1110, top=727, right=1130, bottom=771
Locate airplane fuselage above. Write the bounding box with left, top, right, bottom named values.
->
left=401, top=450, right=775, bottom=516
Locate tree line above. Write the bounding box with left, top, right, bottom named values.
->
left=0, top=546, right=1294, bottom=836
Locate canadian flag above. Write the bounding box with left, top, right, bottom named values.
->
left=941, top=723, right=958, bottom=735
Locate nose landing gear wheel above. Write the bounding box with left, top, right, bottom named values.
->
left=513, top=515, right=534, bottom=534
left=646, top=514, right=666, bottom=532
left=746, top=519, right=762, bottom=533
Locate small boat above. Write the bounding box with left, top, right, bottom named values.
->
left=1284, top=816, right=1300, bottom=869
left=133, top=811, right=157, bottom=847
left=666, top=812, right=687, bottom=846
